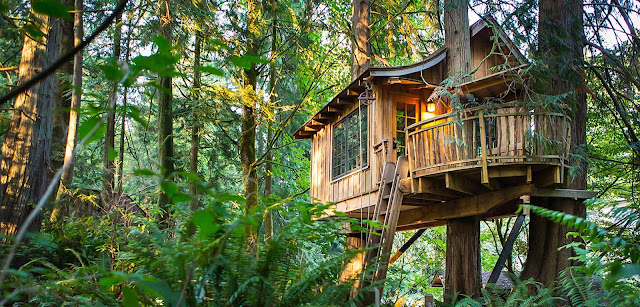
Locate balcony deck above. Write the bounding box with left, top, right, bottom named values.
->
left=343, top=102, right=594, bottom=231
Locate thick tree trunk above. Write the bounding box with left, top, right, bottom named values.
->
left=0, top=6, right=59, bottom=258
left=351, top=0, right=370, bottom=81
left=51, top=0, right=75, bottom=180
left=521, top=0, right=586, bottom=284
left=444, top=216, right=481, bottom=299
left=102, top=12, right=122, bottom=208
left=157, top=1, right=174, bottom=230
left=442, top=0, right=480, bottom=301
left=443, top=0, right=471, bottom=83
left=54, top=0, right=84, bottom=216
left=189, top=34, right=202, bottom=211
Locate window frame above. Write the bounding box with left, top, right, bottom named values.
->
left=331, top=105, right=368, bottom=180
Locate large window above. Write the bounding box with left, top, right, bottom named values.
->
left=332, top=106, right=368, bottom=179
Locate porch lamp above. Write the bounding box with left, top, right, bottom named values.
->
left=426, top=101, right=436, bottom=112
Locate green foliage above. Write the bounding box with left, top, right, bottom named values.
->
left=522, top=204, right=640, bottom=305
left=1, top=189, right=360, bottom=305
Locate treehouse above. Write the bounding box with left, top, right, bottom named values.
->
left=293, top=19, right=593, bottom=288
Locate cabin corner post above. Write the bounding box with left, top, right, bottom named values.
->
left=443, top=0, right=482, bottom=301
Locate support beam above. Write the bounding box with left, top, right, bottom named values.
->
left=413, top=177, right=466, bottom=197
left=488, top=214, right=525, bottom=284
left=535, top=166, right=563, bottom=187
left=389, top=229, right=426, bottom=265
left=397, top=184, right=533, bottom=226
left=445, top=173, right=486, bottom=195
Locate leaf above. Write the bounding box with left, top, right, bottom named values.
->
left=160, top=181, right=179, bottom=198
left=132, top=53, right=176, bottom=73
left=125, top=105, right=148, bottom=128
left=108, top=147, right=117, bottom=162
left=200, top=65, right=224, bottom=76
left=78, top=116, right=105, bottom=144
left=230, top=55, right=270, bottom=69
left=172, top=192, right=192, bottom=204
left=32, top=0, right=73, bottom=20
left=153, top=35, right=172, bottom=53
left=134, top=169, right=156, bottom=176
left=137, top=279, right=179, bottom=305
left=23, top=23, right=45, bottom=39
left=99, top=63, right=124, bottom=81
left=122, top=286, right=139, bottom=307
left=192, top=210, right=221, bottom=239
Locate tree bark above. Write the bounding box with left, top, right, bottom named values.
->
left=340, top=235, right=366, bottom=300
left=0, top=5, right=59, bottom=260
left=102, top=11, right=122, bottom=209
left=263, top=0, right=277, bottom=240
left=51, top=0, right=75, bottom=181
left=521, top=0, right=586, bottom=285
left=444, top=216, right=481, bottom=299
left=442, top=0, right=480, bottom=301
left=241, top=0, right=259, bottom=242
left=351, top=0, right=371, bottom=81
left=157, top=0, right=174, bottom=230
left=54, top=0, right=84, bottom=215
left=443, top=0, right=471, bottom=83
left=189, top=34, right=202, bottom=211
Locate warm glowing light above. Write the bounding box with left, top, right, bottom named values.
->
left=426, top=102, right=436, bottom=112
left=422, top=112, right=435, bottom=119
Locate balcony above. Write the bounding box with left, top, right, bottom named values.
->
left=406, top=102, right=571, bottom=184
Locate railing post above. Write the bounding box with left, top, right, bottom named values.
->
left=478, top=111, right=489, bottom=184
left=406, top=129, right=416, bottom=193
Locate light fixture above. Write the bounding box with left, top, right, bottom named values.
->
left=427, top=101, right=436, bottom=113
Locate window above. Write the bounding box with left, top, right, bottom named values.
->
left=395, top=102, right=416, bottom=156
left=332, top=106, right=368, bottom=179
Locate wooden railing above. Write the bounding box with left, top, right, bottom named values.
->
left=406, top=102, right=571, bottom=180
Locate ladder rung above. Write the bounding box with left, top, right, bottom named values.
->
left=382, top=195, right=390, bottom=200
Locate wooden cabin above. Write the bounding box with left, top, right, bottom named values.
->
left=294, top=19, right=593, bottom=233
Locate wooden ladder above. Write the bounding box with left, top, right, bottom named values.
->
left=361, top=156, right=410, bottom=304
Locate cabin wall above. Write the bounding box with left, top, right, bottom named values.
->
left=310, top=99, right=377, bottom=211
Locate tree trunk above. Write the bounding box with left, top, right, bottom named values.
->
left=241, top=0, right=259, bottom=242
left=444, top=216, right=481, bottom=299
left=263, top=0, right=277, bottom=240
left=157, top=0, right=174, bottom=230
left=443, top=0, right=471, bottom=83
left=340, top=235, right=366, bottom=300
left=189, top=34, right=202, bottom=211
left=54, top=0, right=84, bottom=216
left=521, top=0, right=586, bottom=284
left=351, top=0, right=370, bottom=81
left=117, top=91, right=126, bottom=195
left=442, top=0, right=479, bottom=301
left=0, top=6, right=59, bottom=262
left=102, top=12, right=122, bottom=209
left=51, top=0, right=75, bottom=182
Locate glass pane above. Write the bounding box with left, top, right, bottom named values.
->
left=397, top=132, right=405, bottom=147
left=407, top=118, right=416, bottom=126
left=407, top=104, right=416, bottom=117
left=396, top=116, right=405, bottom=131
left=396, top=102, right=405, bottom=116
left=398, top=147, right=405, bottom=156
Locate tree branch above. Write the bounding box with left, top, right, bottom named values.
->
left=0, top=0, right=129, bottom=106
